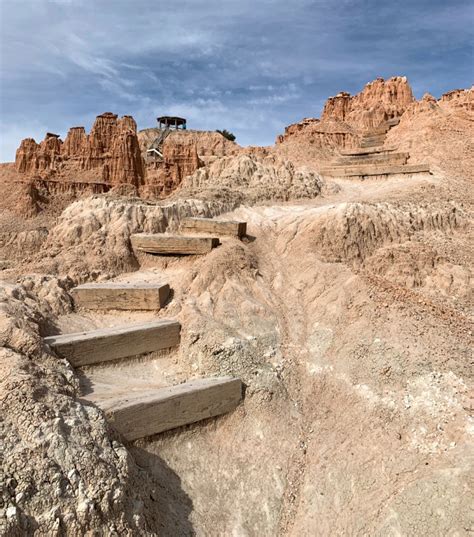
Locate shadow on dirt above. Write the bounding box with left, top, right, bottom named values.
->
left=131, top=446, right=195, bottom=536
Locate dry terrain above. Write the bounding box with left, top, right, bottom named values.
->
left=1, top=77, right=472, bottom=536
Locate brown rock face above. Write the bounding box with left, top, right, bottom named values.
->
left=275, top=76, right=417, bottom=164
left=15, top=134, right=62, bottom=174
left=14, top=113, right=145, bottom=189
left=144, top=139, right=203, bottom=198
left=62, top=127, right=87, bottom=158
left=108, top=128, right=144, bottom=186
left=15, top=138, right=40, bottom=173
left=321, top=76, right=415, bottom=129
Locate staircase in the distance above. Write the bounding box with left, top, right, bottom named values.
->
left=146, top=126, right=171, bottom=161
left=320, top=118, right=430, bottom=179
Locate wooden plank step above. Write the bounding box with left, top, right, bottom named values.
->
left=366, top=125, right=390, bottom=135
left=361, top=133, right=387, bottom=142
left=71, top=282, right=170, bottom=311
left=360, top=140, right=386, bottom=148
left=180, top=217, right=247, bottom=239
left=334, top=152, right=409, bottom=166
left=340, top=146, right=397, bottom=156
left=45, top=320, right=181, bottom=366
left=99, top=377, right=243, bottom=440
left=320, top=164, right=431, bottom=178
left=131, top=234, right=219, bottom=255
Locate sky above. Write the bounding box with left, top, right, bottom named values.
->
left=0, top=0, right=473, bottom=161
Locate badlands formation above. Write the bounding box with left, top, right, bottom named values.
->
left=0, top=77, right=473, bottom=536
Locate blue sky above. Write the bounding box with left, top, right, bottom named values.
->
left=0, top=0, right=472, bottom=161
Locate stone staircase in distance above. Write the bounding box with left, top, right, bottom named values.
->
left=45, top=278, right=243, bottom=440
left=320, top=117, right=431, bottom=179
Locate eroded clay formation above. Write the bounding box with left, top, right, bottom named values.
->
left=13, top=113, right=210, bottom=198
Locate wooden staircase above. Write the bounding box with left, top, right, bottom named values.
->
left=146, top=126, right=171, bottom=161
left=44, top=216, right=249, bottom=440
left=131, top=216, right=248, bottom=256
left=321, top=118, right=431, bottom=179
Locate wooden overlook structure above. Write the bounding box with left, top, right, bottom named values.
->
left=146, top=116, right=187, bottom=161
left=157, top=116, right=187, bottom=130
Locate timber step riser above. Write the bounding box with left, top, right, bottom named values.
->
left=361, top=135, right=387, bottom=143
left=323, top=160, right=413, bottom=174
left=102, top=377, right=243, bottom=441
left=334, top=154, right=409, bottom=166
left=45, top=320, right=181, bottom=367
left=321, top=164, right=430, bottom=178
left=340, top=147, right=397, bottom=156
left=360, top=140, right=387, bottom=148
left=131, top=234, right=220, bottom=255
left=72, top=283, right=170, bottom=311
left=180, top=218, right=247, bottom=239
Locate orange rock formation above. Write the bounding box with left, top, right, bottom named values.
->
left=321, top=76, right=415, bottom=128
left=12, top=112, right=207, bottom=198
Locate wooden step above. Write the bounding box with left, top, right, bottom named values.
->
left=320, top=164, right=431, bottom=178
left=365, top=125, right=390, bottom=136
left=71, top=282, right=170, bottom=311
left=334, top=152, right=409, bottom=166
left=131, top=234, right=219, bottom=255
left=360, top=139, right=386, bottom=148
left=180, top=217, right=247, bottom=239
left=361, top=133, right=387, bottom=142
left=340, top=146, right=397, bottom=156
left=45, top=320, right=181, bottom=366
left=99, top=377, right=243, bottom=440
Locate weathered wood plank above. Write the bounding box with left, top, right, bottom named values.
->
left=71, top=282, right=170, bottom=311
left=361, top=133, right=386, bottom=143
left=340, top=146, right=397, bottom=156
left=45, top=320, right=181, bottom=366
left=100, top=377, right=242, bottom=440
left=131, top=234, right=219, bottom=255
left=180, top=218, right=247, bottom=238
left=334, top=152, right=409, bottom=167
left=359, top=140, right=385, bottom=148
left=320, top=164, right=431, bottom=178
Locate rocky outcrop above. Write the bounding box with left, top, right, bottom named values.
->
left=138, top=129, right=239, bottom=160
left=178, top=153, right=325, bottom=205
left=439, top=87, right=474, bottom=111
left=321, top=76, right=415, bottom=129
left=14, top=113, right=144, bottom=189
left=32, top=196, right=235, bottom=278
left=15, top=134, right=62, bottom=174
left=276, top=118, right=358, bottom=149
left=143, top=138, right=203, bottom=198
left=62, top=127, right=87, bottom=158
left=275, top=77, right=416, bottom=161
left=13, top=115, right=222, bottom=201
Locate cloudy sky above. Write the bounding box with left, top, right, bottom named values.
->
left=0, top=0, right=472, bottom=161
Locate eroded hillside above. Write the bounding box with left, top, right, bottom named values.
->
left=1, top=77, right=472, bottom=536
